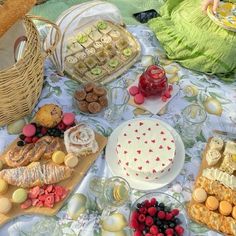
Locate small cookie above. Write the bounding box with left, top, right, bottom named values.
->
left=74, top=90, right=87, bottom=101
left=12, top=188, right=28, bottom=203
left=193, top=188, right=207, bottom=203
left=206, top=149, right=221, bottom=166
left=78, top=101, right=89, bottom=113
left=205, top=196, right=219, bottom=211
left=84, top=82, right=96, bottom=93
left=88, top=102, right=102, bottom=114
left=86, top=93, right=98, bottom=103
left=219, top=201, right=232, bottom=216
left=64, top=153, right=79, bottom=168
left=99, top=95, right=108, bottom=108
left=101, top=35, right=112, bottom=44
left=209, top=137, right=224, bottom=151
left=93, top=86, right=106, bottom=96
left=0, top=197, right=12, bottom=214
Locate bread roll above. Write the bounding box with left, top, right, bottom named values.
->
left=0, top=0, right=36, bottom=38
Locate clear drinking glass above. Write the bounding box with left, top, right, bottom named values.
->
left=105, top=87, right=130, bottom=122
left=180, top=104, right=207, bottom=142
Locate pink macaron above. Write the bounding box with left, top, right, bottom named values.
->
left=134, top=93, right=145, bottom=105
left=62, top=113, right=75, bottom=126
left=22, top=124, right=36, bottom=137
left=129, top=86, right=139, bottom=96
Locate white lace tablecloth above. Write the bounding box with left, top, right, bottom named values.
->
left=0, top=25, right=236, bottom=236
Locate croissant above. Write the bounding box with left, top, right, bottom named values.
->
left=0, top=162, right=73, bottom=188
left=3, top=136, right=63, bottom=167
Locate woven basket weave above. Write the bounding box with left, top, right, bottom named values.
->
left=0, top=15, right=61, bottom=126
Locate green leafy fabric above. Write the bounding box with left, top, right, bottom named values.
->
left=148, top=0, right=236, bottom=80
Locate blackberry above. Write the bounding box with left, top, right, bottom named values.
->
left=156, top=219, right=162, bottom=226
left=174, top=218, right=182, bottom=225
left=158, top=203, right=165, bottom=208
left=137, top=203, right=142, bottom=208
left=164, top=206, right=171, bottom=212
left=19, top=134, right=25, bottom=140
left=169, top=222, right=176, bottom=228
left=163, top=224, right=169, bottom=230
left=17, top=140, right=25, bottom=146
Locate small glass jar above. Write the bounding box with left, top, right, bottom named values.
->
left=138, top=65, right=168, bottom=97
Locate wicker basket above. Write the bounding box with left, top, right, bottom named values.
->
left=0, top=15, right=61, bottom=126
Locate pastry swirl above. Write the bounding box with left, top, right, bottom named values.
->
left=64, top=124, right=98, bottom=157
left=206, top=149, right=221, bottom=166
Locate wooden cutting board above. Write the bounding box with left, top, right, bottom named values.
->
left=0, top=133, right=107, bottom=226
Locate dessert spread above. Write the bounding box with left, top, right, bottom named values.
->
left=130, top=197, right=185, bottom=235
left=74, top=82, right=108, bottom=114
left=116, top=120, right=175, bottom=181
left=188, top=137, right=236, bottom=235
left=64, top=123, right=98, bottom=157
left=65, top=20, right=140, bottom=84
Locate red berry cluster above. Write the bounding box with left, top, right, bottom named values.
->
left=130, top=198, right=184, bottom=236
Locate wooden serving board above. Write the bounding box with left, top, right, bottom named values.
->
left=187, top=137, right=236, bottom=236
left=0, top=133, right=107, bottom=226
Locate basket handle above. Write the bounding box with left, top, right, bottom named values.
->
left=27, top=15, right=61, bottom=57
left=14, top=36, right=28, bottom=62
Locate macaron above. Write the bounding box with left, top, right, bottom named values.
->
left=232, top=206, right=236, bottom=219
left=129, top=86, right=139, bottom=96
left=62, top=113, right=75, bottom=126
left=0, top=197, right=12, bottom=214
left=219, top=201, right=232, bottom=216
left=192, top=188, right=207, bottom=203
left=205, top=196, right=219, bottom=211
left=52, top=151, right=65, bottom=164
left=134, top=93, right=145, bottom=105
left=22, top=124, right=36, bottom=137
left=64, top=153, right=79, bottom=168
left=12, top=188, right=28, bottom=204
left=0, top=160, right=3, bottom=171
left=0, top=179, right=8, bottom=194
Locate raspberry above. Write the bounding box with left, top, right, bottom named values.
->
left=168, top=84, right=173, bottom=91
left=138, top=223, right=145, bottom=231
left=134, top=230, right=142, bottom=236
left=148, top=207, right=157, bottom=216
left=171, top=209, right=179, bottom=216
left=24, top=136, right=33, bottom=143
left=161, top=95, right=167, bottom=102
left=150, top=197, right=157, bottom=206
left=165, top=213, right=174, bottom=220
left=145, top=234, right=152, bottom=236
left=157, top=211, right=166, bottom=220
left=139, top=207, right=147, bottom=215
left=131, top=210, right=139, bottom=221
left=57, top=121, right=66, bottom=131
left=145, top=216, right=153, bottom=226
left=40, top=127, right=48, bottom=135
left=175, top=225, right=184, bottom=235
left=165, top=228, right=174, bottom=235
left=138, top=214, right=146, bottom=222
left=144, top=200, right=152, bottom=208
left=32, top=136, right=39, bottom=143
left=130, top=218, right=139, bottom=229
left=150, top=225, right=159, bottom=234
left=157, top=234, right=164, bottom=236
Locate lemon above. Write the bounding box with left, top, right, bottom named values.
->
left=183, top=85, right=199, bottom=97
left=101, top=229, right=127, bottom=236
left=203, top=97, right=223, bottom=116
left=101, top=213, right=128, bottom=232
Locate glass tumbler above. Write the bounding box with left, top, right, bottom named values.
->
left=105, top=87, right=130, bottom=122
left=180, top=104, right=207, bottom=142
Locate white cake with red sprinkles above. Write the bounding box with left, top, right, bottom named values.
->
left=116, top=120, right=176, bottom=181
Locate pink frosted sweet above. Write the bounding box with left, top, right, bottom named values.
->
left=23, top=124, right=36, bottom=137
left=62, top=113, right=75, bottom=126
left=129, top=86, right=139, bottom=96
left=134, top=93, right=145, bottom=105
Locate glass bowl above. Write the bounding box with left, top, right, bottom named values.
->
left=129, top=192, right=190, bottom=236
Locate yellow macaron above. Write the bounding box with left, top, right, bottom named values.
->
left=64, top=153, right=79, bottom=168
left=193, top=188, right=207, bottom=203
left=52, top=151, right=65, bottom=164
left=219, top=201, right=232, bottom=216
left=0, top=197, right=12, bottom=214
left=205, top=196, right=219, bottom=211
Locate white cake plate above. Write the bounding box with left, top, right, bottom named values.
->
left=105, top=118, right=185, bottom=191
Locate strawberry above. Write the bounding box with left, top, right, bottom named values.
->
left=44, top=195, right=55, bottom=208
left=21, top=199, right=32, bottom=209
left=139, top=207, right=147, bottom=215
left=157, top=211, right=165, bottom=220
left=36, top=200, right=43, bottom=208
left=171, top=209, right=179, bottom=216
left=145, top=216, right=153, bottom=226
left=148, top=207, right=157, bottom=216
left=54, top=185, right=65, bottom=197
left=28, top=186, right=40, bottom=199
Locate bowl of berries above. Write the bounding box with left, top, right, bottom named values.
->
left=129, top=192, right=189, bottom=236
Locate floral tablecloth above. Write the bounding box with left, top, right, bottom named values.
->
left=0, top=25, right=236, bottom=236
